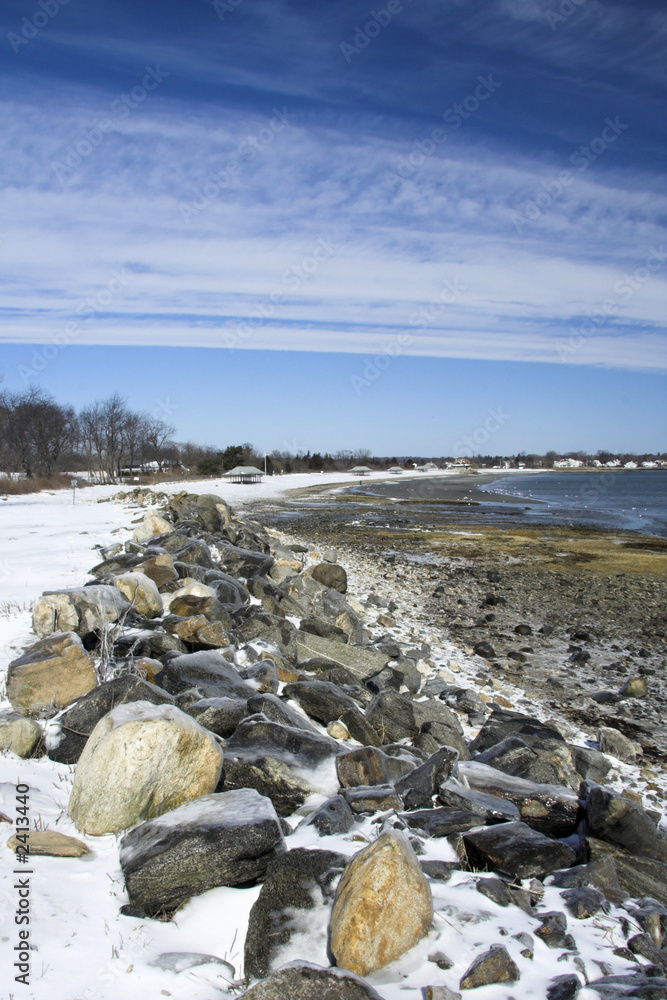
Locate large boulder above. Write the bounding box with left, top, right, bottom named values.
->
left=0, top=712, right=42, bottom=757
left=244, top=848, right=347, bottom=979
left=134, top=552, right=178, bottom=588
left=7, top=632, right=96, bottom=715
left=32, top=586, right=131, bottom=639
left=133, top=511, right=173, bottom=543
left=365, top=690, right=418, bottom=743
left=217, top=542, right=273, bottom=578
left=158, top=650, right=255, bottom=699
left=120, top=789, right=283, bottom=917
left=283, top=680, right=359, bottom=725
left=310, top=562, right=348, bottom=594
left=330, top=831, right=433, bottom=977
left=240, top=964, right=385, bottom=1000
left=583, top=783, right=667, bottom=862
left=296, top=632, right=389, bottom=683
left=68, top=701, right=223, bottom=835
left=46, top=674, right=174, bottom=764
left=469, top=709, right=578, bottom=788
left=336, top=746, right=414, bottom=788
left=237, top=613, right=298, bottom=664
left=111, top=572, right=162, bottom=617
left=462, top=821, right=577, bottom=880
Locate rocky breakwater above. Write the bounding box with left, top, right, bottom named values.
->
left=3, top=487, right=667, bottom=998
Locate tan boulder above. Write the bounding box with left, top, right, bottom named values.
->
left=7, top=830, right=89, bottom=857
left=164, top=614, right=228, bottom=648
left=68, top=701, right=223, bottom=835
left=112, top=572, right=162, bottom=617
left=7, top=633, right=96, bottom=715
left=135, top=553, right=177, bottom=588
left=0, top=713, right=42, bottom=756
left=132, top=511, right=173, bottom=543
left=161, top=581, right=217, bottom=611
left=32, top=585, right=130, bottom=639
left=330, top=831, right=433, bottom=976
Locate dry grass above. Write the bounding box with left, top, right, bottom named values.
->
left=0, top=475, right=94, bottom=496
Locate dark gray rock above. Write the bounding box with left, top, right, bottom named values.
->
left=459, top=945, right=520, bottom=989
left=365, top=690, right=418, bottom=743
left=561, top=886, right=609, bottom=918
left=217, top=542, right=273, bottom=578
left=301, top=796, right=355, bottom=836
left=394, top=746, right=459, bottom=809
left=473, top=641, right=497, bottom=659
left=247, top=693, right=316, bottom=732
left=238, top=613, right=298, bottom=664
left=476, top=876, right=533, bottom=913
left=469, top=708, right=578, bottom=788
left=205, top=570, right=250, bottom=607
left=222, top=755, right=313, bottom=817
left=587, top=974, right=667, bottom=998
left=184, top=697, right=247, bottom=738
left=569, top=744, right=612, bottom=783
left=120, top=789, right=283, bottom=917
left=244, top=848, right=347, bottom=979
left=336, top=746, right=414, bottom=788
left=462, top=821, right=577, bottom=879
left=535, top=911, right=570, bottom=949
left=475, top=736, right=574, bottom=788
left=628, top=933, right=666, bottom=966
left=283, top=680, right=358, bottom=725
left=587, top=837, right=667, bottom=908
left=401, top=808, right=485, bottom=838
left=168, top=595, right=233, bottom=629
left=583, top=783, right=667, bottom=862
left=341, top=784, right=401, bottom=814
left=193, top=493, right=231, bottom=533
left=547, top=855, right=628, bottom=904
left=296, top=632, right=390, bottom=683
left=226, top=715, right=338, bottom=767
left=47, top=675, right=174, bottom=764
left=299, top=617, right=349, bottom=643
left=438, top=780, right=521, bottom=823
left=159, top=648, right=253, bottom=698
left=546, top=974, right=581, bottom=1000
left=239, top=963, right=385, bottom=1000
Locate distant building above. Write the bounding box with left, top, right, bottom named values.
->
left=624, top=461, right=638, bottom=469
left=553, top=458, right=584, bottom=468
left=349, top=466, right=372, bottom=476
left=224, top=465, right=264, bottom=483
left=387, top=466, right=404, bottom=474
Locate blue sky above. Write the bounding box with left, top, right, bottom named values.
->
left=0, top=0, right=665, bottom=453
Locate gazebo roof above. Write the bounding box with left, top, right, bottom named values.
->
left=349, top=466, right=372, bottom=473
left=224, top=466, right=264, bottom=476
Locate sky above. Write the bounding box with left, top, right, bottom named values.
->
left=0, top=0, right=665, bottom=454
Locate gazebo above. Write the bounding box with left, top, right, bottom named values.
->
left=224, top=465, right=263, bottom=484
left=388, top=466, right=403, bottom=474
left=349, top=466, right=372, bottom=476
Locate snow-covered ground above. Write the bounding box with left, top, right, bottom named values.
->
left=0, top=476, right=654, bottom=1000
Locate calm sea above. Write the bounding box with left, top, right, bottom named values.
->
left=480, top=469, right=667, bottom=537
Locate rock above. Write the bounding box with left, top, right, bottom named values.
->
left=135, top=552, right=178, bottom=588
left=336, top=746, right=414, bottom=788
left=462, top=821, right=576, bottom=879
left=328, top=720, right=350, bottom=739
left=428, top=950, right=454, bottom=969
left=475, top=735, right=574, bottom=788
left=535, top=911, right=570, bottom=948
left=548, top=855, right=628, bottom=904
left=340, top=708, right=382, bottom=747
left=438, top=779, right=521, bottom=823
left=401, top=808, right=485, bottom=838
left=587, top=837, right=667, bottom=907
left=244, top=848, right=347, bottom=978
left=7, top=830, right=89, bottom=857
left=0, top=712, right=41, bottom=756
left=168, top=594, right=232, bottom=628
left=475, top=876, right=533, bottom=913
left=301, top=795, right=355, bottom=836
left=561, top=886, right=608, bottom=918
left=330, top=831, right=433, bottom=977
left=46, top=674, right=175, bottom=764
left=238, top=613, right=298, bottom=664
left=583, top=783, right=667, bottom=862
left=132, top=511, right=173, bottom=543
left=296, top=632, right=390, bottom=682
left=569, top=744, right=612, bottom=783
left=111, top=572, right=162, bottom=617
left=217, top=542, right=273, bottom=578
left=341, top=785, right=401, bottom=814
left=546, top=974, right=582, bottom=1000
left=587, top=973, right=667, bottom=998
left=185, top=697, right=247, bottom=738
left=120, top=788, right=283, bottom=916
left=283, top=680, right=358, bottom=725
left=163, top=614, right=229, bottom=649
left=68, top=701, right=223, bottom=835
left=246, top=693, right=316, bottom=732
left=226, top=715, right=338, bottom=767
left=459, top=945, right=519, bottom=989
left=620, top=676, right=647, bottom=699
left=193, top=492, right=231, bottom=533
left=32, top=586, right=131, bottom=639
left=473, top=641, right=496, bottom=659
left=599, top=726, right=639, bottom=763
left=311, top=562, right=348, bottom=593
left=7, top=632, right=96, bottom=715
left=223, top=755, right=312, bottom=817
left=457, top=761, right=581, bottom=837
left=424, top=988, right=462, bottom=1000
left=149, top=952, right=234, bottom=976
left=470, top=708, right=579, bottom=788
left=300, top=617, right=349, bottom=643
left=366, top=690, right=418, bottom=743
left=239, top=963, right=385, bottom=1000
left=158, top=650, right=255, bottom=699
left=395, top=747, right=459, bottom=809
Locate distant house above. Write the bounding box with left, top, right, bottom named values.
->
left=624, top=461, right=638, bottom=469
left=349, top=466, right=372, bottom=476
left=553, top=458, right=584, bottom=468
left=224, top=465, right=264, bottom=484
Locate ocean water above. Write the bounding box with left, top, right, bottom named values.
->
left=481, top=469, right=667, bottom=537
